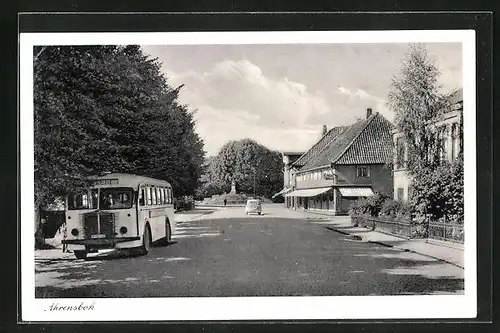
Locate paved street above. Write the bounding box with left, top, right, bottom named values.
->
left=35, top=204, right=464, bottom=298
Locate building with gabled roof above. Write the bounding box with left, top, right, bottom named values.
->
left=285, top=108, right=394, bottom=215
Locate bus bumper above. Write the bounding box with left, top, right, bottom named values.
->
left=63, top=237, right=141, bottom=251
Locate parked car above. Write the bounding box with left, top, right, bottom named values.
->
left=245, top=199, right=262, bottom=215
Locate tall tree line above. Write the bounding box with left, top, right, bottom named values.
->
left=34, top=45, right=205, bottom=210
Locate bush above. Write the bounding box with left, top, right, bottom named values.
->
left=349, top=192, right=390, bottom=217
left=380, top=199, right=412, bottom=221
left=409, top=157, right=463, bottom=222
left=349, top=197, right=369, bottom=216
left=194, top=181, right=223, bottom=200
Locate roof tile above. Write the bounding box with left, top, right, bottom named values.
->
left=299, top=113, right=394, bottom=170
left=292, top=126, right=346, bottom=167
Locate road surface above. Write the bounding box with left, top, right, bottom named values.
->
left=35, top=204, right=464, bottom=297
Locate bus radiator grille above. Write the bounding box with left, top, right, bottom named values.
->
left=99, top=213, right=115, bottom=237
left=83, top=212, right=116, bottom=239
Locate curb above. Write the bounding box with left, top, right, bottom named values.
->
left=35, top=252, right=74, bottom=260
left=372, top=240, right=465, bottom=270
left=328, top=227, right=464, bottom=270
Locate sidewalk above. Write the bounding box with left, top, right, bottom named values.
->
left=299, top=210, right=464, bottom=269
left=35, top=249, right=74, bottom=260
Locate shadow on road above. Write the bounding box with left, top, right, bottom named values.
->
left=35, top=216, right=464, bottom=298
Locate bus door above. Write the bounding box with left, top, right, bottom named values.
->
left=138, top=185, right=148, bottom=236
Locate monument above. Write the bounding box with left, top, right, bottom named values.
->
left=230, top=180, right=237, bottom=194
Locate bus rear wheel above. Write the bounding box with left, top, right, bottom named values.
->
left=139, top=225, right=151, bottom=255
left=74, top=250, right=87, bottom=260
left=163, top=219, right=171, bottom=246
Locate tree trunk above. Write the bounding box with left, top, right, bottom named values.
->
left=34, top=206, right=45, bottom=249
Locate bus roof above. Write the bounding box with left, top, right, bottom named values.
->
left=89, top=173, right=172, bottom=188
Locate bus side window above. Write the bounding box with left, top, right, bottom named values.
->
left=159, top=187, right=164, bottom=204
left=138, top=188, right=145, bottom=206
left=167, top=188, right=172, bottom=204
left=162, top=188, right=167, bottom=204
left=147, top=186, right=152, bottom=206
left=152, top=187, right=157, bottom=205
left=165, top=188, right=169, bottom=204
left=155, top=187, right=160, bottom=205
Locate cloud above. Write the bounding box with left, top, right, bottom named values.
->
left=334, top=86, right=394, bottom=122
left=162, top=59, right=393, bottom=155
left=191, top=104, right=320, bottom=156
left=165, top=59, right=332, bottom=129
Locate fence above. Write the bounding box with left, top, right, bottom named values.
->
left=351, top=215, right=414, bottom=238
left=352, top=214, right=464, bottom=243
left=428, top=216, right=464, bottom=243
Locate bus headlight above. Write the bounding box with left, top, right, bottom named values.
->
left=71, top=229, right=79, bottom=236
left=119, top=227, right=127, bottom=234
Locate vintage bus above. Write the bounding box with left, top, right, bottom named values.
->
left=62, top=173, right=176, bottom=259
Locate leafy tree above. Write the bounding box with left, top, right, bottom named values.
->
left=210, top=139, right=283, bottom=198
left=34, top=45, right=205, bottom=211
left=388, top=43, right=463, bottom=223
left=194, top=156, right=224, bottom=200
left=388, top=44, right=451, bottom=172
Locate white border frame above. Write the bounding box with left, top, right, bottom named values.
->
left=20, top=30, right=476, bottom=321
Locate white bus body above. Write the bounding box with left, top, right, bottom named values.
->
left=62, top=173, right=176, bottom=259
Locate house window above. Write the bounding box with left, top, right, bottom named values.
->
left=451, top=123, right=458, bottom=161
left=397, top=188, right=405, bottom=201
left=440, top=126, right=447, bottom=163
left=437, top=125, right=447, bottom=164
left=395, top=136, right=406, bottom=169
left=356, top=166, right=370, bottom=178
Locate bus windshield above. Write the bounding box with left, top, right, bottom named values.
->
left=99, top=187, right=134, bottom=210
left=68, top=189, right=98, bottom=210
left=68, top=187, right=134, bottom=210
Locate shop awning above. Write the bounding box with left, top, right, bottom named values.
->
left=272, top=187, right=293, bottom=198
left=339, top=187, right=374, bottom=197
left=285, top=187, right=331, bottom=197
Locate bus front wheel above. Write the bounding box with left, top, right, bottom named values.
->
left=74, top=250, right=87, bottom=260
left=139, top=225, right=151, bottom=255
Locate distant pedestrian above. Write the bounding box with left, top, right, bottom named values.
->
left=62, top=222, right=68, bottom=253
left=223, top=198, right=227, bottom=207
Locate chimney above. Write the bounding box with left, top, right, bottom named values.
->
left=366, top=108, right=373, bottom=119
left=321, top=125, right=328, bottom=136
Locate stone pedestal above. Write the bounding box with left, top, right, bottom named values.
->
left=230, top=180, right=236, bottom=194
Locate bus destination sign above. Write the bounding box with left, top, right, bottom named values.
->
left=93, top=178, right=119, bottom=186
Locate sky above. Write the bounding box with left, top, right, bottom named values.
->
left=141, top=43, right=462, bottom=156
